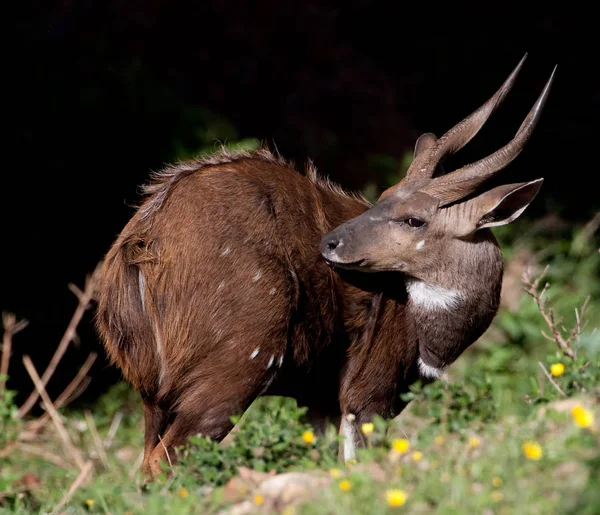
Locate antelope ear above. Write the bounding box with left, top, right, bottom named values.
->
left=413, top=133, right=438, bottom=158
left=474, top=179, right=544, bottom=229
left=455, top=179, right=543, bottom=236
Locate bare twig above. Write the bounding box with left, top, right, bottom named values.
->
left=17, top=263, right=102, bottom=419
left=22, top=353, right=97, bottom=438
left=84, top=409, right=109, bottom=469
left=22, top=355, right=87, bottom=471
left=537, top=361, right=567, bottom=397
left=64, top=377, right=92, bottom=406
left=53, top=461, right=93, bottom=513
left=0, top=313, right=29, bottom=394
left=158, top=434, right=173, bottom=467
left=0, top=441, right=18, bottom=459
left=128, top=450, right=144, bottom=478
left=522, top=266, right=586, bottom=360
left=104, top=412, right=123, bottom=449
left=579, top=212, right=600, bottom=246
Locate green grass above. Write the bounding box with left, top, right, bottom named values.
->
left=1, top=222, right=598, bottom=514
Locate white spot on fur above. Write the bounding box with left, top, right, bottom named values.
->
left=258, top=371, right=277, bottom=396
left=278, top=355, right=284, bottom=367
left=217, top=281, right=225, bottom=292
left=267, top=355, right=275, bottom=368
left=418, top=357, right=446, bottom=379
left=406, top=278, right=463, bottom=310
left=252, top=270, right=262, bottom=282
left=250, top=348, right=260, bottom=359
left=151, top=321, right=167, bottom=386
left=341, top=418, right=357, bottom=461
left=138, top=270, right=146, bottom=311
left=416, top=240, right=425, bottom=250
left=269, top=287, right=277, bottom=295
left=345, top=413, right=356, bottom=422
left=221, top=247, right=231, bottom=256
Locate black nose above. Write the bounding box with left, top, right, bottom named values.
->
left=320, top=233, right=341, bottom=256
left=325, top=238, right=339, bottom=251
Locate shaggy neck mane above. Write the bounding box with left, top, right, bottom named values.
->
left=137, top=147, right=289, bottom=225
left=136, top=145, right=370, bottom=228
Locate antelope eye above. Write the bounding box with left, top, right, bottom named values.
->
left=406, top=217, right=425, bottom=228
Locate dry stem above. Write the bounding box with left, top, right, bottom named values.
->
left=53, top=461, right=93, bottom=513
left=522, top=265, right=589, bottom=360
left=0, top=313, right=29, bottom=394
left=84, top=409, right=109, bottom=469
left=104, top=411, right=123, bottom=449
left=128, top=450, right=145, bottom=479
left=22, top=352, right=97, bottom=438
left=17, top=263, right=102, bottom=419
left=22, top=355, right=87, bottom=471
left=537, top=361, right=567, bottom=397
left=158, top=434, right=173, bottom=467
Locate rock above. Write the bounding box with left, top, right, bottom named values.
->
left=259, top=471, right=329, bottom=504
left=237, top=466, right=276, bottom=485
left=19, top=473, right=41, bottom=489
left=223, top=500, right=255, bottom=515
left=222, top=476, right=250, bottom=503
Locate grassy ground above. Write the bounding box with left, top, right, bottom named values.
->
left=1, top=219, right=598, bottom=514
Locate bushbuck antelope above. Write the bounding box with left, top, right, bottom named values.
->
left=96, top=54, right=554, bottom=477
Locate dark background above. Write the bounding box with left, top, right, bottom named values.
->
left=3, top=1, right=598, bottom=407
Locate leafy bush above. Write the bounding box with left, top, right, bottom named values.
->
left=175, top=399, right=338, bottom=487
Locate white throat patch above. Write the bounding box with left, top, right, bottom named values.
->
left=406, top=278, right=463, bottom=310
left=418, top=357, right=446, bottom=379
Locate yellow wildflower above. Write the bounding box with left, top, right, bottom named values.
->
left=361, top=422, right=374, bottom=435
left=302, top=430, right=315, bottom=444
left=492, top=476, right=503, bottom=488
left=385, top=489, right=408, bottom=507
left=329, top=468, right=343, bottom=479
left=412, top=451, right=423, bottom=462
left=522, top=441, right=543, bottom=460
left=253, top=494, right=264, bottom=505
left=434, top=435, right=445, bottom=446
left=177, top=487, right=189, bottom=499
left=550, top=363, right=565, bottom=376
left=339, top=479, right=352, bottom=492
left=85, top=499, right=94, bottom=507
left=391, top=438, right=410, bottom=453
left=468, top=436, right=480, bottom=448
left=572, top=405, right=594, bottom=428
